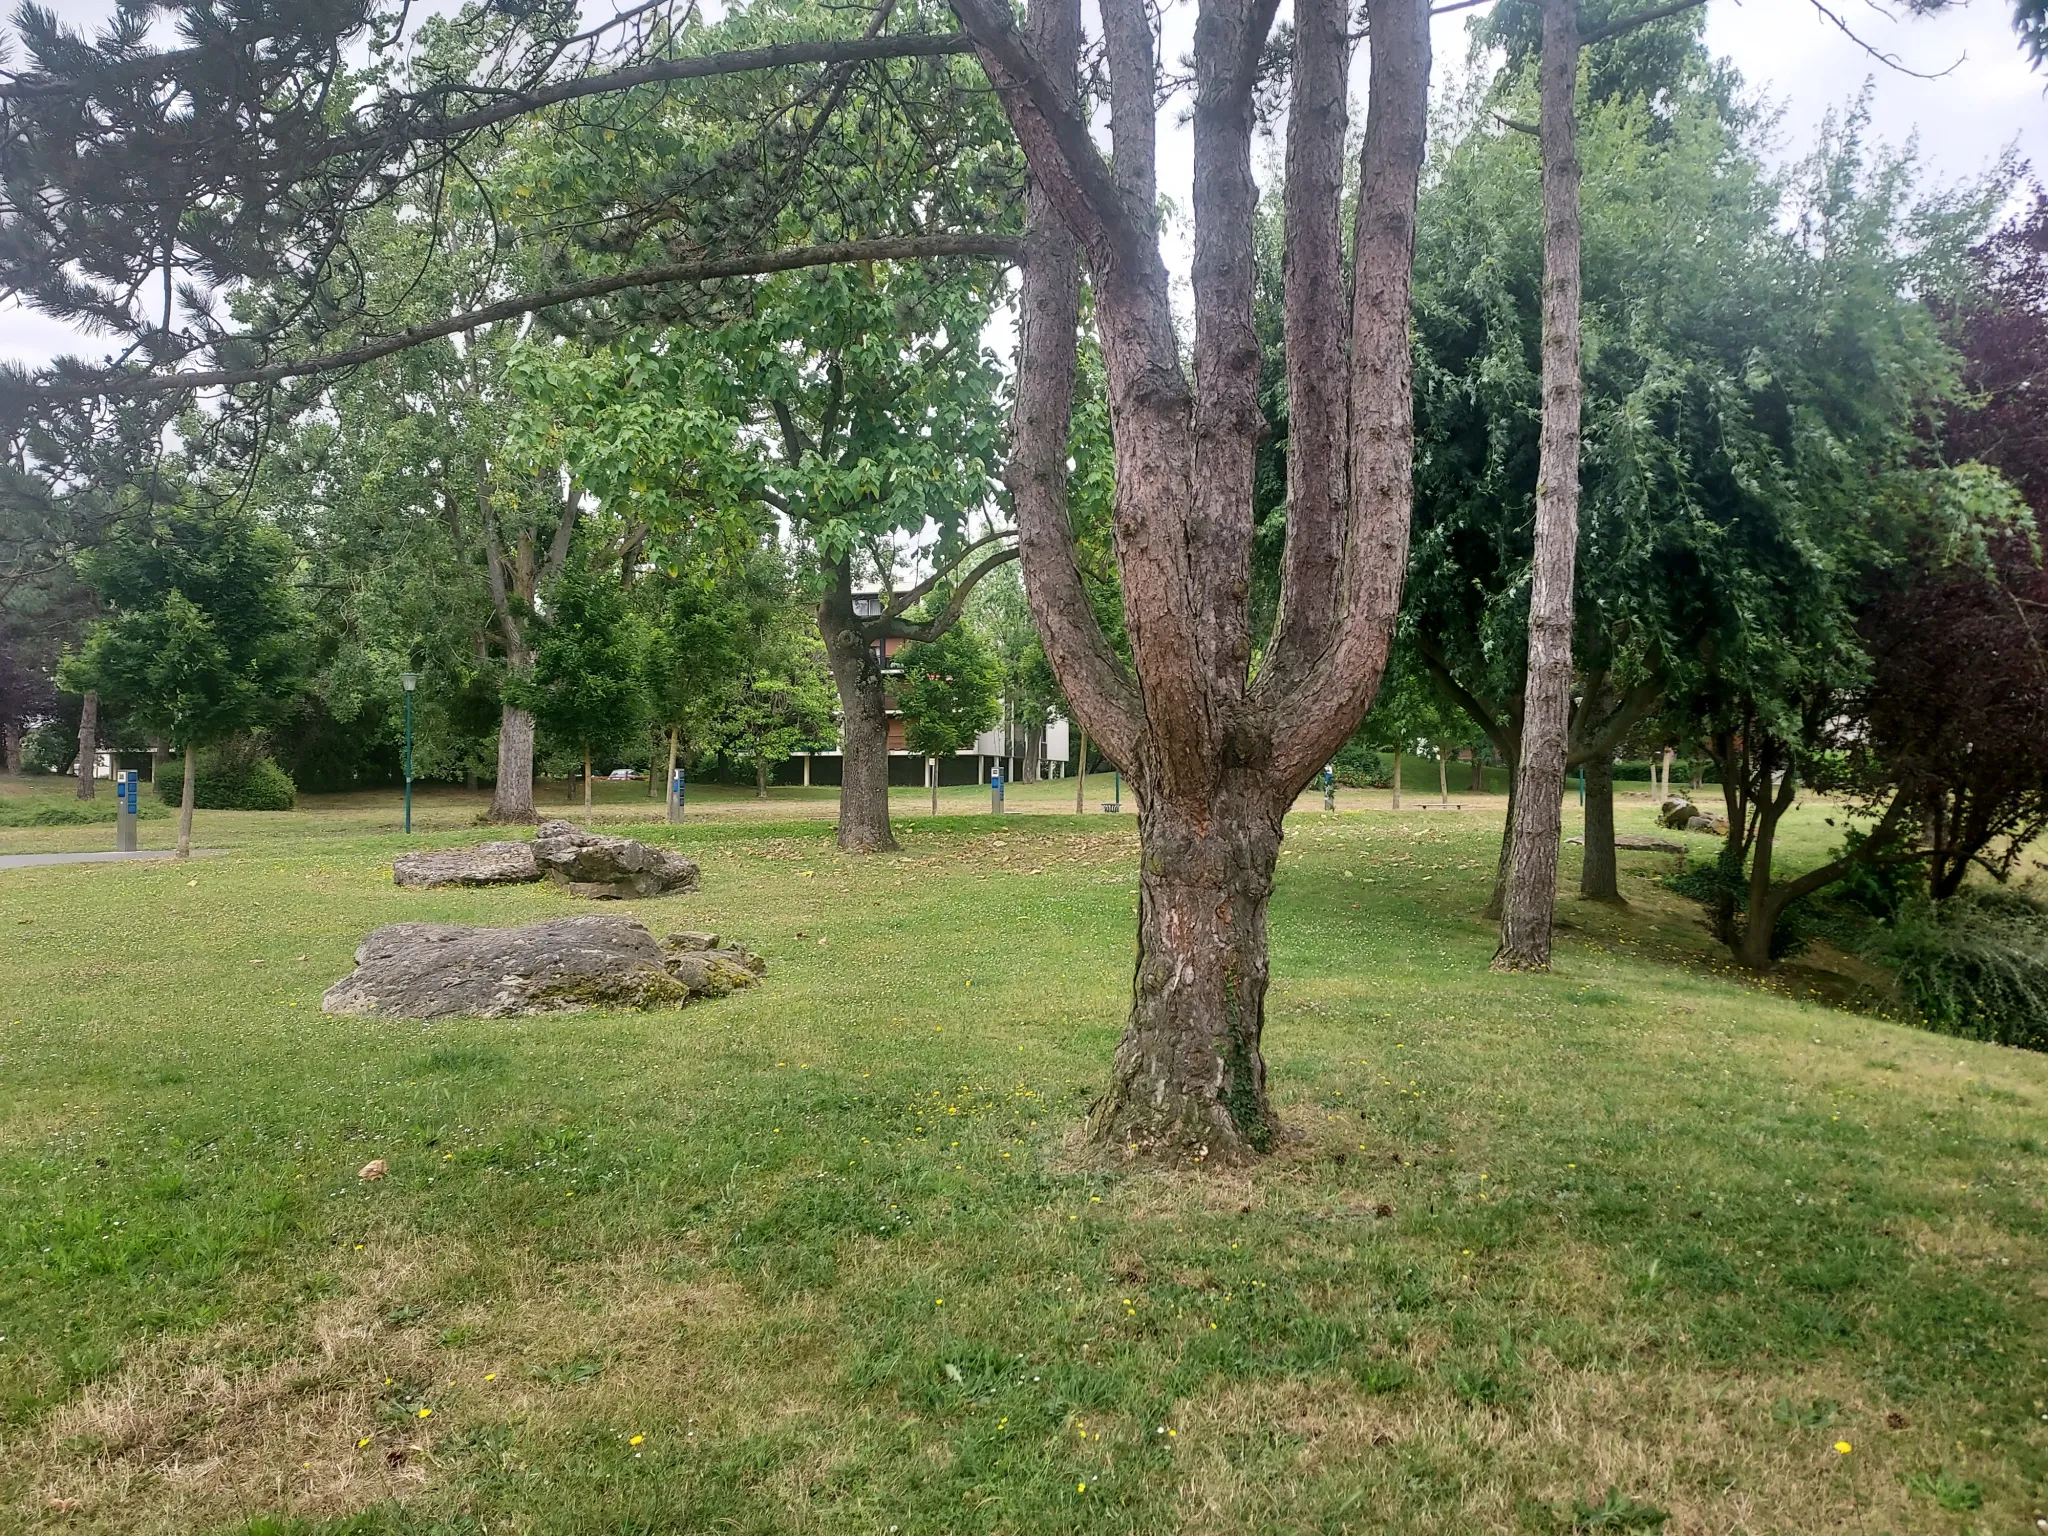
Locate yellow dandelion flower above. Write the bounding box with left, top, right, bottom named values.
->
left=629, top=1435, right=644, bottom=1446
left=357, top=1436, right=373, bottom=1448
left=417, top=1407, right=432, bottom=1419
left=1834, top=1441, right=1852, bottom=1455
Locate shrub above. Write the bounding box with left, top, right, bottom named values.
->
left=0, top=796, right=167, bottom=827
left=1332, top=740, right=1388, bottom=788
left=1666, top=845, right=1812, bottom=959
left=156, top=739, right=298, bottom=811
left=19, top=723, right=72, bottom=775
left=1866, top=889, right=2048, bottom=1052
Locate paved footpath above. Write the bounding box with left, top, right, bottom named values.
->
left=0, top=849, right=217, bottom=870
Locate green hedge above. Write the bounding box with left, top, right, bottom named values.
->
left=156, top=744, right=298, bottom=812
left=0, top=795, right=169, bottom=827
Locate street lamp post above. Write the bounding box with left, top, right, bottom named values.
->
left=400, top=672, right=417, bottom=835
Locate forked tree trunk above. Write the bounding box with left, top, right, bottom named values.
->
left=1088, top=794, right=1283, bottom=1159
left=1579, top=753, right=1621, bottom=902
left=176, top=748, right=196, bottom=859
left=957, top=0, right=1431, bottom=1162
left=490, top=704, right=537, bottom=822
left=75, top=689, right=98, bottom=799
left=583, top=745, right=594, bottom=827
left=1493, top=0, right=1584, bottom=973
left=822, top=599, right=898, bottom=853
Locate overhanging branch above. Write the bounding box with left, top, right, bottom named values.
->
left=24, top=235, right=1024, bottom=405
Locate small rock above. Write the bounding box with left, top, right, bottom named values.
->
left=663, top=930, right=721, bottom=952
left=1614, top=834, right=1686, bottom=853
left=394, top=842, right=539, bottom=889
left=359, top=1159, right=388, bottom=1181
left=531, top=821, right=700, bottom=900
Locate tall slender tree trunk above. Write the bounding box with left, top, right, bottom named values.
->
left=1659, top=747, right=1673, bottom=802
left=583, top=745, right=594, bottom=827
left=1494, top=0, right=1584, bottom=972
left=1469, top=750, right=1484, bottom=793
left=491, top=705, right=536, bottom=821
left=821, top=579, right=898, bottom=853
left=75, top=689, right=98, bottom=800
left=176, top=748, right=196, bottom=859
left=1437, top=745, right=1449, bottom=807
left=2, top=718, right=21, bottom=776
left=1391, top=748, right=1402, bottom=810
left=1076, top=729, right=1087, bottom=813
left=150, top=739, right=166, bottom=783
left=1579, top=752, right=1621, bottom=902
left=756, top=758, right=771, bottom=800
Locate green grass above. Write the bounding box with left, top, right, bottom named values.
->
left=1, top=785, right=2043, bottom=1533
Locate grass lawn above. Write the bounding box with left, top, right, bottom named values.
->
left=1, top=779, right=2043, bottom=1533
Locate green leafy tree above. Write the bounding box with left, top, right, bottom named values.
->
left=897, top=623, right=1002, bottom=813
left=511, top=559, right=649, bottom=827
left=708, top=599, right=837, bottom=800
left=63, top=502, right=303, bottom=855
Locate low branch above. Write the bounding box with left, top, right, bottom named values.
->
left=23, top=235, right=1024, bottom=404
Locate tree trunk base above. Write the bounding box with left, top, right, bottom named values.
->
left=1084, top=800, right=1281, bottom=1166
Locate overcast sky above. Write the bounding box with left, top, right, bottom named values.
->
left=1, top=0, right=2040, bottom=370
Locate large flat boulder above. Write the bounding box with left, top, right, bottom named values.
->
left=531, top=820, right=700, bottom=899
left=392, top=842, right=539, bottom=888
left=321, top=914, right=763, bottom=1020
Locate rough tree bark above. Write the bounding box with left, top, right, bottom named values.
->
left=75, top=689, right=98, bottom=799
left=955, top=0, right=1431, bottom=1161
left=1494, top=0, right=1584, bottom=973
left=1579, top=752, right=1620, bottom=901
left=1391, top=748, right=1402, bottom=809
left=4, top=717, right=22, bottom=775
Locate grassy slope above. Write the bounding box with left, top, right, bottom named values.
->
left=0, top=785, right=2042, bottom=1534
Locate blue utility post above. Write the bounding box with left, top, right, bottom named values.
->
left=669, top=765, right=686, bottom=824
left=1577, top=765, right=1585, bottom=807
left=1323, top=764, right=1337, bottom=812
left=1112, top=771, right=1122, bottom=812
left=400, top=672, right=417, bottom=834
left=114, top=770, right=139, bottom=852
left=990, top=765, right=1005, bottom=815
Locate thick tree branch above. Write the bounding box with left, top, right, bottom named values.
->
left=998, top=0, right=1144, bottom=773
left=880, top=525, right=1014, bottom=618
left=878, top=544, right=1020, bottom=641
left=18, top=235, right=1023, bottom=406
left=1269, top=0, right=1431, bottom=793
left=1256, top=0, right=1350, bottom=704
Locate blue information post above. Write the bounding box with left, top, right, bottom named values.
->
left=115, top=769, right=139, bottom=852
left=668, top=766, right=686, bottom=824
left=990, top=766, right=1005, bottom=816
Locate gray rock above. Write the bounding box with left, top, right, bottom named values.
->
left=1683, top=811, right=1729, bottom=836
left=663, top=929, right=721, bottom=951
left=392, top=842, right=539, bottom=889
left=530, top=820, right=700, bottom=899
left=321, top=914, right=762, bottom=1020
left=1615, top=834, right=1686, bottom=853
